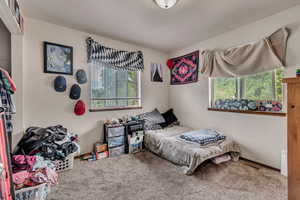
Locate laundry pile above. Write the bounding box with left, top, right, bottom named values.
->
left=12, top=125, right=79, bottom=198
left=12, top=155, right=57, bottom=190
left=14, top=125, right=79, bottom=161
left=0, top=68, right=16, bottom=149
left=179, top=129, right=226, bottom=146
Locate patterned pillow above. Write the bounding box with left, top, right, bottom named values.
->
left=138, top=109, right=165, bottom=130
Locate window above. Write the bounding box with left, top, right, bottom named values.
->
left=90, top=63, right=141, bottom=110
left=210, top=69, right=283, bottom=107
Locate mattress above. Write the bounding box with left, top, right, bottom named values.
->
left=144, top=126, right=240, bottom=175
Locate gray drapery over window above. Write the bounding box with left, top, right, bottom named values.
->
left=86, top=37, right=144, bottom=71
left=201, top=27, right=289, bottom=77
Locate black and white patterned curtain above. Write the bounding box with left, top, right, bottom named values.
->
left=86, top=37, right=144, bottom=71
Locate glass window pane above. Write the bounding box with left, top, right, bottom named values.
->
left=213, top=77, right=237, bottom=101
left=90, top=62, right=140, bottom=109
left=275, top=68, right=283, bottom=102
left=243, top=71, right=273, bottom=101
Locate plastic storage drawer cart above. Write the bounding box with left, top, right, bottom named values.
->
left=104, top=124, right=125, bottom=158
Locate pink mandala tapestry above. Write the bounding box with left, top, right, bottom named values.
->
left=170, top=51, right=199, bottom=85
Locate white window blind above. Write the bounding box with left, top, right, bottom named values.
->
left=90, top=62, right=141, bottom=110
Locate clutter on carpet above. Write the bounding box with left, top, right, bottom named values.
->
left=80, top=142, right=108, bottom=161
left=211, top=154, right=232, bottom=164
left=12, top=125, right=80, bottom=198
left=170, top=51, right=199, bottom=85
left=14, top=125, right=79, bottom=161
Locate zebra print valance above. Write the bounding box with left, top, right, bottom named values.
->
left=86, top=37, right=144, bottom=71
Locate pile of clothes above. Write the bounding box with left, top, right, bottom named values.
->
left=12, top=155, right=57, bottom=190
left=12, top=125, right=80, bottom=199
left=0, top=68, right=16, bottom=149
left=179, top=129, right=226, bottom=147
left=14, top=125, right=79, bottom=161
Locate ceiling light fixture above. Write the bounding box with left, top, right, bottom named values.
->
left=153, top=0, right=178, bottom=9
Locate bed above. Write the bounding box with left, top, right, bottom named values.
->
left=144, top=126, right=240, bottom=175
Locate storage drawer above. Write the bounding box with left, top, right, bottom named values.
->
left=108, top=136, right=124, bottom=148
left=107, top=126, right=124, bottom=137
left=109, top=145, right=125, bottom=157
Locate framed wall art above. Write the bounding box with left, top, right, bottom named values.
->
left=151, top=63, right=163, bottom=82
left=44, top=42, right=73, bottom=75
left=170, top=51, right=199, bottom=85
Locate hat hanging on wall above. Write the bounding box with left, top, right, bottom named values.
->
left=74, top=100, right=86, bottom=116
left=69, top=84, right=81, bottom=100
left=167, top=59, right=174, bottom=70
left=54, top=76, right=67, bottom=92
left=76, top=69, right=87, bottom=84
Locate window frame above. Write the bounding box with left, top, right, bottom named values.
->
left=209, top=70, right=282, bottom=108
left=89, top=64, right=142, bottom=112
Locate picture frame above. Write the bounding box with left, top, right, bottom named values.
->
left=150, top=63, right=163, bottom=82
left=44, top=42, right=73, bottom=75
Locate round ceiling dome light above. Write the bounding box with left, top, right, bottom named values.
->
left=153, top=0, right=179, bottom=9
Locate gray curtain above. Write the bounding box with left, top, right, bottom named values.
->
left=201, top=27, right=289, bottom=77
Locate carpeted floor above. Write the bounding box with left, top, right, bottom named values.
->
left=48, top=151, right=287, bottom=200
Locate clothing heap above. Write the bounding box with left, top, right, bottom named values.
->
left=12, top=155, right=56, bottom=200
left=12, top=125, right=79, bottom=199
left=12, top=155, right=57, bottom=190
left=179, top=129, right=226, bottom=147
left=0, top=68, right=16, bottom=149
left=14, top=125, right=79, bottom=161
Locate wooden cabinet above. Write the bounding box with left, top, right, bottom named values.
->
left=283, top=78, right=300, bottom=200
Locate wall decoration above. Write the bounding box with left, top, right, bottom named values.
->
left=86, top=37, right=144, bottom=71
left=170, top=51, right=199, bottom=85
left=44, top=42, right=73, bottom=75
left=54, top=76, right=67, bottom=92
left=74, top=100, right=86, bottom=116
left=166, top=59, right=174, bottom=70
left=69, top=84, right=81, bottom=100
left=76, top=69, right=87, bottom=84
left=151, top=63, right=163, bottom=82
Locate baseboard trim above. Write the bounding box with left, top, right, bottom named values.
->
left=240, top=157, right=280, bottom=172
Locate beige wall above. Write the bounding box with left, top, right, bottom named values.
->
left=21, top=18, right=169, bottom=154
left=14, top=5, right=300, bottom=168
left=169, top=5, right=300, bottom=169
left=0, top=18, right=10, bottom=73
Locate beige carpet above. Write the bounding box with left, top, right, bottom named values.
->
left=48, top=151, right=287, bottom=200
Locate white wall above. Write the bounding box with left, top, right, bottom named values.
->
left=0, top=18, right=10, bottom=73
left=169, top=5, right=300, bottom=169
left=21, top=18, right=169, bottom=154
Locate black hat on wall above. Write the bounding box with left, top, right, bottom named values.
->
left=70, top=84, right=81, bottom=100
left=76, top=69, right=87, bottom=84
left=54, top=76, right=67, bottom=92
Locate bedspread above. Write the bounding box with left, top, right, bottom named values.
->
left=144, top=126, right=240, bottom=175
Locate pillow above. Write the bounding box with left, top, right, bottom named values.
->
left=138, top=109, right=165, bottom=130
left=160, top=109, right=178, bottom=128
